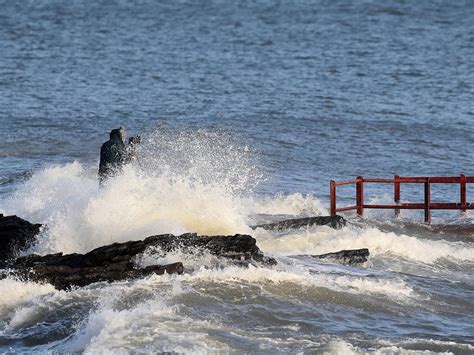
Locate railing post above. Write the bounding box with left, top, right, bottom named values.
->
left=424, top=178, right=431, bottom=224
left=394, top=175, right=400, bottom=217
left=356, top=176, right=364, bottom=217
left=330, top=180, right=336, bottom=216
left=460, top=173, right=467, bottom=214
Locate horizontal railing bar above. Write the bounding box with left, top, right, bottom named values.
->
left=335, top=176, right=474, bottom=185
left=334, top=179, right=358, bottom=186
left=429, top=177, right=474, bottom=183
left=329, top=175, right=473, bottom=224
left=363, top=204, right=423, bottom=209
left=336, top=205, right=474, bottom=211
left=363, top=203, right=473, bottom=210
left=370, top=177, right=427, bottom=183
left=431, top=205, right=474, bottom=210
left=361, top=178, right=398, bottom=183
left=363, top=178, right=459, bottom=183
left=335, top=205, right=358, bottom=212
left=398, top=176, right=474, bottom=183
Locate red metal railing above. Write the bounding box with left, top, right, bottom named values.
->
left=330, top=174, right=473, bottom=223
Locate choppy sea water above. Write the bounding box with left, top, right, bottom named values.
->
left=0, top=0, right=473, bottom=353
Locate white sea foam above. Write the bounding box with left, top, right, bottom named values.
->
left=3, top=126, right=467, bottom=266
left=63, top=265, right=413, bottom=353
left=318, top=339, right=358, bottom=354
left=133, top=263, right=416, bottom=301
left=2, top=282, right=108, bottom=331
left=373, top=345, right=453, bottom=354
left=0, top=129, right=267, bottom=254
left=255, top=224, right=474, bottom=264
left=0, top=277, right=55, bottom=314
left=3, top=158, right=470, bottom=266
left=0, top=162, right=251, bottom=254
left=1, top=129, right=472, bottom=353
left=68, top=297, right=229, bottom=353
left=376, top=337, right=474, bottom=354
left=8, top=304, right=46, bottom=330
left=243, top=192, right=328, bottom=218
left=318, top=338, right=462, bottom=354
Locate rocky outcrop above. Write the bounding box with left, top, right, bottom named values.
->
left=8, top=258, right=183, bottom=290
left=311, top=248, right=369, bottom=265
left=0, top=214, right=368, bottom=290
left=251, top=215, right=346, bottom=231
left=2, top=233, right=276, bottom=289
left=0, top=214, right=41, bottom=266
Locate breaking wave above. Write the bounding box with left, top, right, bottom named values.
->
left=0, top=128, right=263, bottom=254
left=254, top=224, right=474, bottom=264
left=1, top=128, right=473, bottom=353
left=0, top=124, right=472, bottom=268
left=0, top=277, right=56, bottom=315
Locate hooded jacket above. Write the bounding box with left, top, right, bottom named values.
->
left=98, top=128, right=129, bottom=181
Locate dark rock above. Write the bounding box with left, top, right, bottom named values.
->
left=3, top=233, right=276, bottom=289
left=8, top=261, right=184, bottom=290
left=0, top=214, right=41, bottom=265
left=0, top=214, right=367, bottom=290
left=311, top=248, right=370, bottom=265
left=136, top=233, right=277, bottom=265
left=251, top=215, right=346, bottom=231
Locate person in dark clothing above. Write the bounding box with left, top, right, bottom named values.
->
left=98, top=127, right=129, bottom=183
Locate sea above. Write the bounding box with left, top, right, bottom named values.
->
left=0, top=0, right=473, bottom=353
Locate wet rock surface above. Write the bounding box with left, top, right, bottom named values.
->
left=1, top=230, right=276, bottom=289
left=0, top=214, right=368, bottom=289
left=0, top=214, right=41, bottom=266
left=251, top=215, right=346, bottom=231
left=312, top=248, right=370, bottom=265
left=8, top=259, right=184, bottom=290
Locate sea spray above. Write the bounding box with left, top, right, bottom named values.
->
left=1, top=131, right=473, bottom=353
left=135, top=127, right=264, bottom=194
left=0, top=128, right=264, bottom=254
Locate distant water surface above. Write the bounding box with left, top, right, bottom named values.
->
left=0, top=1, right=473, bottom=353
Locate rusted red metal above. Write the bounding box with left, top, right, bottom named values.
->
left=334, top=179, right=358, bottom=186
left=356, top=176, right=364, bottom=216
left=362, top=203, right=473, bottom=210
left=336, top=205, right=358, bottom=212
left=362, top=178, right=395, bottom=183
left=329, top=175, right=473, bottom=224
left=424, top=178, right=431, bottom=223
left=330, top=180, right=336, bottom=216
left=460, top=174, right=467, bottom=213
left=394, top=175, right=400, bottom=217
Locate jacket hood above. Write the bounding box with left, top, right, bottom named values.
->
left=110, top=127, right=126, bottom=144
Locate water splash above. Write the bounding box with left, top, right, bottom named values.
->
left=0, top=128, right=264, bottom=254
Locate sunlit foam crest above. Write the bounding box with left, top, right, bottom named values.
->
left=114, top=264, right=416, bottom=301
left=60, top=265, right=416, bottom=351
left=0, top=128, right=265, bottom=254
left=68, top=296, right=228, bottom=353
left=1, top=126, right=472, bottom=268
left=0, top=162, right=256, bottom=255
left=243, top=192, right=328, bottom=219
left=254, top=224, right=474, bottom=264
left=0, top=277, right=56, bottom=315
left=173, top=264, right=415, bottom=300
